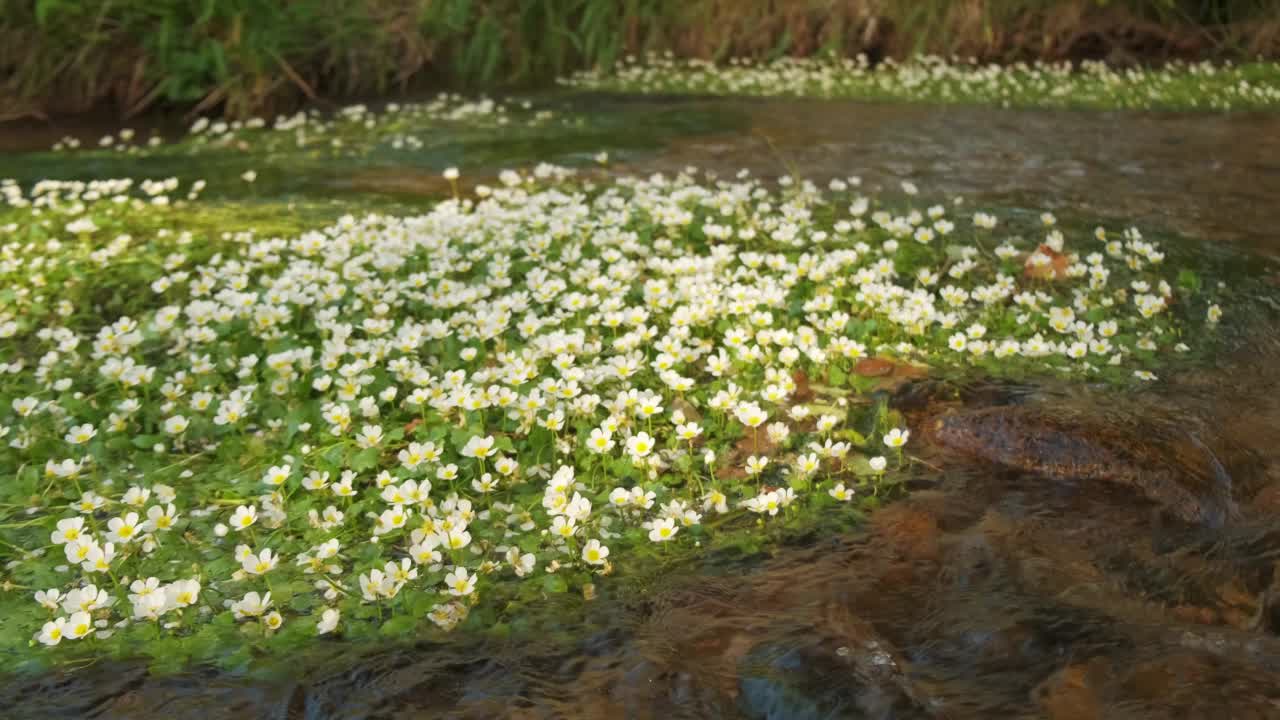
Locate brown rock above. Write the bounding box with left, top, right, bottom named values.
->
left=871, top=504, right=941, bottom=561
left=1034, top=662, right=1104, bottom=720
left=927, top=406, right=1239, bottom=528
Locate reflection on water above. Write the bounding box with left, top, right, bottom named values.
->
left=4, top=95, right=1280, bottom=718
left=618, top=97, right=1280, bottom=258
left=4, top=95, right=1280, bottom=256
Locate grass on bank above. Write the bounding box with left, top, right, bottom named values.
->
left=3, top=0, right=1279, bottom=119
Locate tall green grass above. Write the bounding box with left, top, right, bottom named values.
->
left=2, top=0, right=1278, bottom=120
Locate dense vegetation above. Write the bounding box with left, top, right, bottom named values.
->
left=3, top=0, right=1279, bottom=119
left=0, top=98, right=1227, bottom=668
left=0, top=0, right=1257, bottom=679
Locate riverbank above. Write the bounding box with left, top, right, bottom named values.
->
left=3, top=0, right=1279, bottom=120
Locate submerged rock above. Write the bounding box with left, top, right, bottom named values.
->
left=926, top=404, right=1239, bottom=528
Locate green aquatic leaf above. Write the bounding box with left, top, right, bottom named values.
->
left=542, top=574, right=568, bottom=594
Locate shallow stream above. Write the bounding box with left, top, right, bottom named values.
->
left=3, top=93, right=1280, bottom=719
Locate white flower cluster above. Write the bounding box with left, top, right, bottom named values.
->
left=563, top=53, right=1280, bottom=111
left=52, top=94, right=557, bottom=158
left=0, top=162, right=1214, bottom=660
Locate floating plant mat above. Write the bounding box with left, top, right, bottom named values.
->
left=563, top=55, right=1280, bottom=112
left=4, top=94, right=747, bottom=204
left=0, top=161, right=1232, bottom=674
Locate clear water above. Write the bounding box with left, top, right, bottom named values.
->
left=4, top=94, right=1280, bottom=719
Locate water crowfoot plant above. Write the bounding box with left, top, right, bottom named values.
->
left=0, top=161, right=1225, bottom=670
left=50, top=95, right=561, bottom=161
left=563, top=54, right=1280, bottom=112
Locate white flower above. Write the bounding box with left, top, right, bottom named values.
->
left=461, top=435, right=495, bottom=459
left=64, top=423, right=97, bottom=445
left=12, top=397, right=39, bottom=417
left=582, top=539, right=610, bottom=565
left=50, top=517, right=86, bottom=545
left=242, top=548, right=279, bottom=575
left=232, top=591, right=272, bottom=619
left=442, top=528, right=471, bottom=550
left=163, top=415, right=189, bottom=435
left=883, top=428, right=910, bottom=448
left=262, top=464, right=291, bottom=487
left=38, top=617, right=68, bottom=645
left=106, top=512, right=142, bottom=543
left=626, top=432, right=655, bottom=458
left=647, top=517, right=679, bottom=543
left=734, top=403, right=768, bottom=428
left=35, top=588, right=63, bottom=610
left=230, top=505, right=258, bottom=531
left=743, top=490, right=783, bottom=516
left=550, top=515, right=577, bottom=539
left=587, top=427, right=615, bottom=453
left=145, top=503, right=179, bottom=531
left=165, top=579, right=201, bottom=608
left=357, top=424, right=384, bottom=448
left=795, top=453, right=821, bottom=475
left=66, top=218, right=99, bottom=234
left=506, top=548, right=536, bottom=576
left=444, top=567, right=476, bottom=596
left=317, top=608, right=340, bottom=635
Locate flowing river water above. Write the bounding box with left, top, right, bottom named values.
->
left=3, top=94, right=1280, bottom=719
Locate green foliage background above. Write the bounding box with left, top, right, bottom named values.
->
left=2, top=1, right=1279, bottom=117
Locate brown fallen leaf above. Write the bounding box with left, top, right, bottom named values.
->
left=854, top=357, right=896, bottom=377
left=791, top=369, right=814, bottom=402
left=1023, top=243, right=1070, bottom=281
